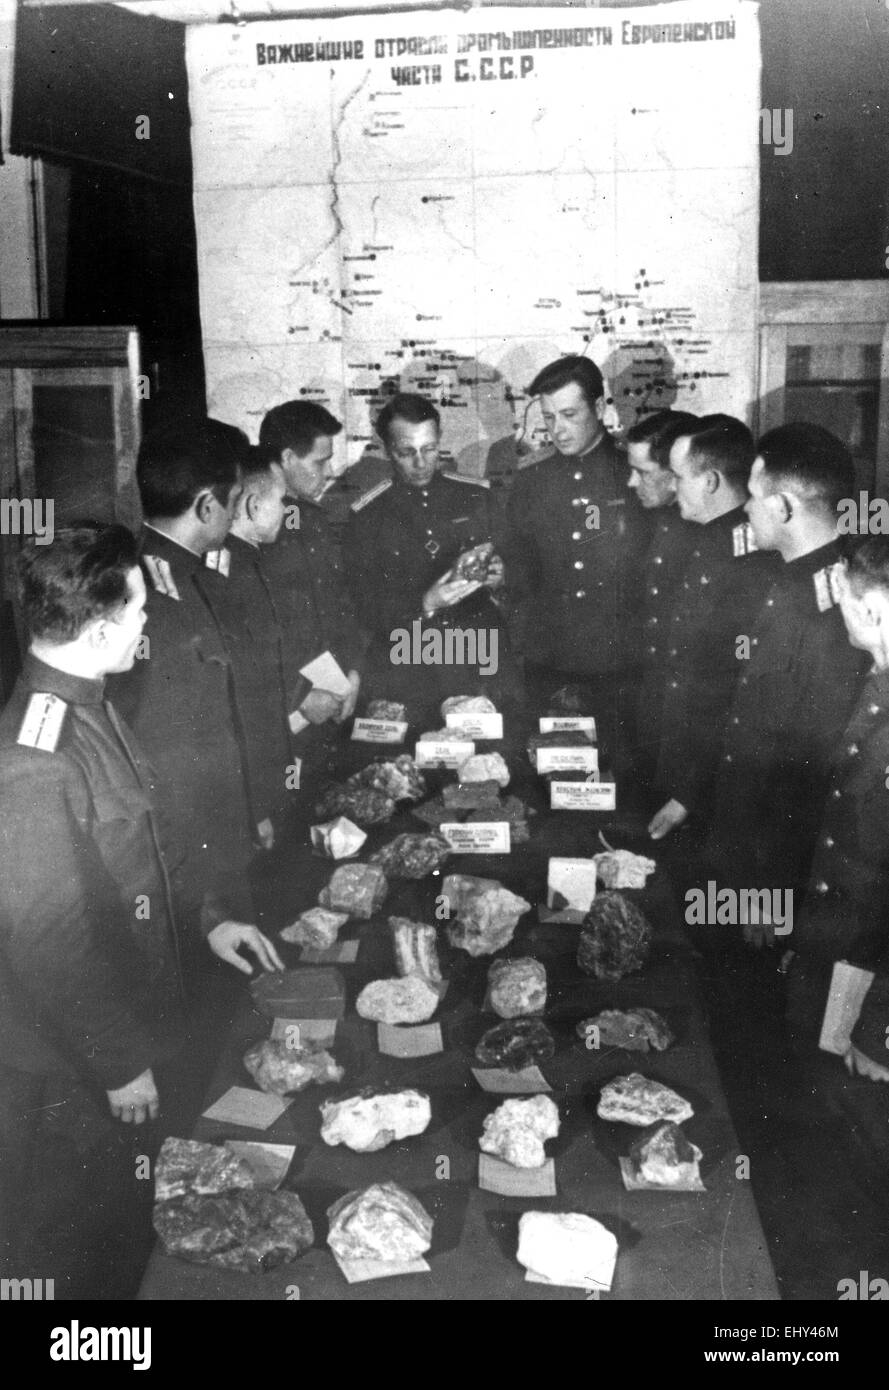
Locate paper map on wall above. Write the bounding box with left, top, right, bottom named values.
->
left=186, top=1, right=760, bottom=475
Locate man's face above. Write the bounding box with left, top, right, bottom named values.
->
left=101, top=567, right=147, bottom=674
left=386, top=417, right=441, bottom=489
left=539, top=382, right=604, bottom=458
left=282, top=435, right=336, bottom=502
left=744, top=458, right=783, bottom=551
left=837, top=568, right=872, bottom=652
left=252, top=466, right=288, bottom=544
left=627, top=440, right=676, bottom=509
left=669, top=436, right=711, bottom=523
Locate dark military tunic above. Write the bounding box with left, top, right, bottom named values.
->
left=344, top=470, right=510, bottom=720
left=503, top=431, right=653, bottom=677
left=790, top=668, right=889, bottom=1063
left=200, top=536, right=295, bottom=832
left=633, top=503, right=697, bottom=780
left=654, top=509, right=778, bottom=819
left=263, top=495, right=365, bottom=706
left=706, top=540, right=868, bottom=897
left=108, top=526, right=257, bottom=922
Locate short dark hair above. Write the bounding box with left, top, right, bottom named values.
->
left=847, top=535, right=889, bottom=596
left=681, top=414, right=755, bottom=484
left=18, top=522, right=140, bottom=643
left=376, top=392, right=440, bottom=447
left=259, top=401, right=342, bottom=460
left=240, top=446, right=283, bottom=496
left=626, top=409, right=698, bottom=468
left=756, top=423, right=855, bottom=516
left=528, top=355, right=604, bottom=410
left=137, top=419, right=246, bottom=520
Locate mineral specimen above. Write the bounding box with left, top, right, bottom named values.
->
left=577, top=891, right=652, bottom=981
left=628, top=1122, right=703, bottom=1187
left=593, top=849, right=657, bottom=890
left=517, top=1211, right=617, bottom=1289
left=280, top=907, right=349, bottom=951
left=441, top=780, right=501, bottom=808
left=368, top=832, right=450, bottom=879
left=487, top=957, right=547, bottom=1019
left=243, top=1038, right=344, bottom=1095
left=346, top=755, right=426, bottom=803
left=320, top=1089, right=432, bottom=1153
left=479, top=1095, right=560, bottom=1169
left=574, top=1008, right=673, bottom=1053
left=440, top=693, right=497, bottom=716
left=474, top=1018, right=556, bottom=1070
left=326, top=1182, right=433, bottom=1264
left=366, top=700, right=407, bottom=722
left=153, top=1189, right=313, bottom=1273
left=314, top=785, right=395, bottom=826
left=355, top=975, right=440, bottom=1025
left=154, top=1137, right=255, bottom=1203
left=597, top=1073, right=694, bottom=1126
left=318, top=863, right=388, bottom=918
left=457, top=752, right=510, bottom=787
left=442, top=873, right=531, bottom=957
left=389, top=917, right=442, bottom=983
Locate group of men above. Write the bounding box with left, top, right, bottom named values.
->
left=1, top=349, right=888, bottom=1296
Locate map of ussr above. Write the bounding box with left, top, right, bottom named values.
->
left=186, top=2, right=760, bottom=477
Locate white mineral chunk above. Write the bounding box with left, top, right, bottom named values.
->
left=355, top=975, right=440, bottom=1025
left=280, top=907, right=349, bottom=950
left=457, top=752, right=510, bottom=787
left=517, top=1211, right=618, bottom=1289
left=320, top=1090, right=432, bottom=1153
left=597, top=1073, right=693, bottom=1126
left=479, top=1096, right=560, bottom=1169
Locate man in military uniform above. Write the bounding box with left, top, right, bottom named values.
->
left=786, top=538, right=889, bottom=1082
left=0, top=526, right=280, bottom=1293
left=201, top=453, right=298, bottom=845
left=647, top=416, right=778, bottom=841
left=503, top=354, right=652, bottom=768
left=704, top=424, right=868, bottom=917
left=624, top=408, right=698, bottom=791
left=259, top=402, right=364, bottom=719
left=110, top=421, right=271, bottom=937
left=345, top=392, right=510, bottom=726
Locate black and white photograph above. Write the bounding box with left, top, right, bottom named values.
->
left=1, top=0, right=888, bottom=1342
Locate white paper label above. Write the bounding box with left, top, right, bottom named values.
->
left=439, top=822, right=511, bottom=854
left=445, top=711, right=503, bottom=740
left=547, top=857, right=598, bottom=912
left=536, top=746, right=599, bottom=775
left=415, top=739, right=475, bottom=767
left=351, top=718, right=408, bottom=744
left=539, top=717, right=596, bottom=738
left=550, top=781, right=616, bottom=811
left=299, top=650, right=352, bottom=698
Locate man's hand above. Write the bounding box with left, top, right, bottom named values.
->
left=844, top=1043, right=889, bottom=1082
left=300, top=688, right=344, bottom=725
left=208, top=921, right=285, bottom=975
left=648, top=798, right=688, bottom=841
left=335, top=670, right=361, bottom=724
left=484, top=554, right=505, bottom=590
left=107, top=1069, right=159, bottom=1125
left=422, top=573, right=479, bottom=617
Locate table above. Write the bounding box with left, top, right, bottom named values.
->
left=139, top=726, right=779, bottom=1301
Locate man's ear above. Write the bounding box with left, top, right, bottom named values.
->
left=777, top=491, right=793, bottom=524
left=244, top=488, right=260, bottom=523
left=594, top=396, right=606, bottom=423
left=194, top=489, right=215, bottom=525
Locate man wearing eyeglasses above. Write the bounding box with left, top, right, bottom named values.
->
left=345, top=392, right=511, bottom=723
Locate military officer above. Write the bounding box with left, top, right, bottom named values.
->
left=201, top=453, right=298, bottom=843
left=503, top=354, right=652, bottom=767
left=786, top=538, right=889, bottom=1080
left=647, top=416, right=779, bottom=840
left=0, top=526, right=281, bottom=1291
left=110, top=421, right=266, bottom=934
left=624, top=408, right=698, bottom=788
left=705, top=424, right=868, bottom=915
left=259, top=401, right=364, bottom=720
left=344, top=391, right=510, bottom=725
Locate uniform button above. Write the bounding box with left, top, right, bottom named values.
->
left=650, top=587, right=658, bottom=596
left=575, top=589, right=586, bottom=599
left=572, top=497, right=582, bottom=508
left=752, top=638, right=758, bottom=646
left=654, top=556, right=663, bottom=565
left=740, top=677, right=748, bottom=686
left=572, top=531, right=581, bottom=541
left=766, top=599, right=774, bottom=607
left=732, top=717, right=739, bottom=725
left=669, top=681, right=678, bottom=690
left=692, top=550, right=700, bottom=559
left=573, top=471, right=582, bottom=481
left=869, top=703, right=880, bottom=715
left=651, top=617, right=658, bottom=625
left=815, top=880, right=829, bottom=895
left=669, top=648, right=677, bottom=657
left=700, top=575, right=709, bottom=585
left=847, top=743, right=859, bottom=756
left=648, top=645, right=656, bottom=655
left=832, top=788, right=841, bottom=799
left=574, top=560, right=584, bottom=570
left=824, top=836, right=835, bottom=848
left=724, top=754, right=733, bottom=763
left=683, top=582, right=689, bottom=590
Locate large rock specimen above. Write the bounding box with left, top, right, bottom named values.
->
left=368, top=832, right=450, bottom=880
left=320, top=1089, right=432, bottom=1153
left=280, top=907, right=349, bottom=951
left=355, top=975, right=440, bottom=1025
left=577, top=891, right=652, bottom=981
left=326, top=1182, right=433, bottom=1264
left=154, top=1189, right=313, bottom=1273
left=443, top=874, right=531, bottom=957
left=154, top=1137, right=256, bottom=1203
left=628, top=1122, right=703, bottom=1187
left=597, top=1073, right=693, bottom=1127
left=487, top=957, right=547, bottom=1019
left=243, top=1038, right=344, bottom=1095
left=479, top=1095, right=560, bottom=1169
left=389, top=917, right=442, bottom=983
left=575, top=1008, right=673, bottom=1053
left=318, top=863, right=388, bottom=918
left=474, top=1018, right=556, bottom=1071
left=517, top=1211, right=617, bottom=1289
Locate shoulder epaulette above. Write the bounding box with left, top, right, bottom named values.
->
left=351, top=479, right=392, bottom=512
left=441, top=471, right=490, bottom=490
left=205, top=547, right=231, bottom=577
left=143, top=553, right=181, bottom=601
left=813, top=560, right=845, bottom=613
left=733, top=522, right=758, bottom=557
left=17, top=692, right=67, bottom=752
